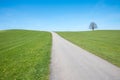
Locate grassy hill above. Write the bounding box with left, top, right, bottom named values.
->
left=57, top=30, right=120, bottom=67
left=0, top=29, right=51, bottom=80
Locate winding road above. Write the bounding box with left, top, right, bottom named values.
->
left=50, top=32, right=120, bottom=80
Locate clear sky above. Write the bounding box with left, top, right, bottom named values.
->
left=0, top=0, right=120, bottom=31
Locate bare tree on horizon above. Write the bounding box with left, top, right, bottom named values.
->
left=89, top=22, right=97, bottom=31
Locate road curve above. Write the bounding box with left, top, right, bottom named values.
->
left=50, top=32, right=120, bottom=80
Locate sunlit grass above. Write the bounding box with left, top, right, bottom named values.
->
left=0, top=30, right=52, bottom=80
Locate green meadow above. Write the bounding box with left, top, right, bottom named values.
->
left=0, top=30, right=51, bottom=80
left=57, top=30, right=120, bottom=67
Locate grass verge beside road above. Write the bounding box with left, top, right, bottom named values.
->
left=57, top=30, right=120, bottom=67
left=0, top=29, right=51, bottom=80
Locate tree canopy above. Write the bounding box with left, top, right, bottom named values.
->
left=89, top=22, right=97, bottom=31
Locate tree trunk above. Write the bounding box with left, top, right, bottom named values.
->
left=92, top=27, right=94, bottom=31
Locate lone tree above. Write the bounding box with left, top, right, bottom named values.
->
left=89, top=22, right=97, bottom=31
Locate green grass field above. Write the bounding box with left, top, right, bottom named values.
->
left=57, top=30, right=120, bottom=67
left=0, top=29, right=51, bottom=80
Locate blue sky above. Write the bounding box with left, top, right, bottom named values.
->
left=0, top=0, right=120, bottom=31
